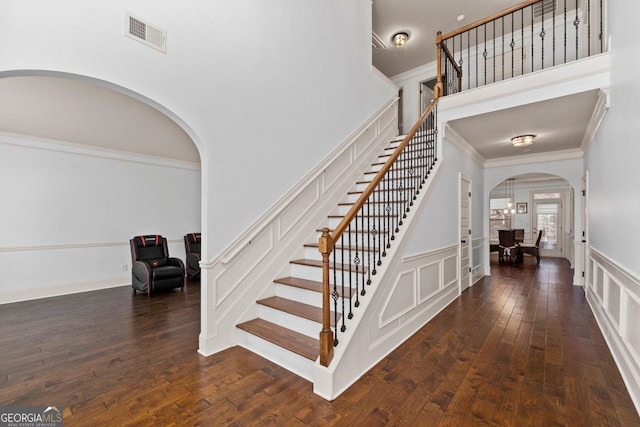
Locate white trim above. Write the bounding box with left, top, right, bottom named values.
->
left=580, top=88, right=610, bottom=152
left=402, top=243, right=458, bottom=263
left=1, top=280, right=130, bottom=305
left=372, top=65, right=400, bottom=91
left=0, top=130, right=201, bottom=171
left=0, top=238, right=183, bottom=253
left=204, top=96, right=399, bottom=268
left=484, top=148, right=583, bottom=168
left=444, top=124, right=485, bottom=165
left=586, top=247, right=640, bottom=415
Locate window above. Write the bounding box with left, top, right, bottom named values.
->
left=490, top=197, right=512, bottom=241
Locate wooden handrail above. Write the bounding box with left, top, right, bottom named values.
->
left=441, top=0, right=542, bottom=41
left=328, top=98, right=439, bottom=241
left=318, top=97, right=439, bottom=366
left=440, top=40, right=462, bottom=76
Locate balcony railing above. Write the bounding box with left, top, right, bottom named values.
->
left=436, top=0, right=607, bottom=95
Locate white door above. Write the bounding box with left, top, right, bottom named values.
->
left=460, top=175, right=472, bottom=292
left=533, top=200, right=563, bottom=257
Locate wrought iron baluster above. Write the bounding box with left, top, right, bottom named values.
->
left=475, top=26, right=478, bottom=89
left=564, top=0, right=567, bottom=63
left=522, top=8, right=525, bottom=74
left=531, top=5, right=534, bottom=72
left=347, top=224, right=353, bottom=319
left=588, top=0, right=590, bottom=56
left=501, top=16, right=505, bottom=82
left=574, top=0, right=580, bottom=60
left=340, top=235, right=346, bottom=332
left=332, top=244, right=339, bottom=345
left=541, top=0, right=546, bottom=69
left=484, top=24, right=487, bottom=86
left=493, top=21, right=496, bottom=83
left=354, top=212, right=360, bottom=306
left=366, top=198, right=372, bottom=285
left=600, top=0, right=603, bottom=53
left=553, top=0, right=557, bottom=66
left=376, top=185, right=382, bottom=266
left=511, top=13, right=514, bottom=78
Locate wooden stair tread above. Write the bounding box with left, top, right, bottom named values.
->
left=291, top=259, right=368, bottom=273
left=274, top=276, right=354, bottom=298
left=237, top=318, right=318, bottom=361
left=258, top=296, right=338, bottom=326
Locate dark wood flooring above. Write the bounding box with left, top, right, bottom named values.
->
left=1, top=257, right=638, bottom=426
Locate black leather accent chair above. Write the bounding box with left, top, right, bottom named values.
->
left=184, top=233, right=201, bottom=280
left=130, top=235, right=185, bottom=296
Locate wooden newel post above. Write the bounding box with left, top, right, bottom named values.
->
left=318, top=227, right=334, bottom=367
left=435, top=31, right=443, bottom=100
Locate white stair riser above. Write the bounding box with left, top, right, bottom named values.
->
left=290, top=263, right=369, bottom=285
left=258, top=305, right=321, bottom=338
left=237, top=330, right=315, bottom=381
left=274, top=284, right=348, bottom=314
left=275, top=283, right=322, bottom=308
left=334, top=203, right=409, bottom=216
left=304, top=244, right=378, bottom=261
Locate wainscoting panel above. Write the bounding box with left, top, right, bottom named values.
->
left=586, top=247, right=640, bottom=414
left=214, top=225, right=274, bottom=308
left=418, top=261, right=441, bottom=303
left=380, top=270, right=417, bottom=327
left=199, top=97, right=400, bottom=356
left=278, top=181, right=320, bottom=239
left=471, top=237, right=485, bottom=284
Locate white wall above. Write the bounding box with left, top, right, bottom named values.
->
left=392, top=62, right=438, bottom=135
left=585, top=1, right=640, bottom=278
left=403, top=136, right=484, bottom=265
left=0, top=0, right=395, bottom=262
left=0, top=1, right=395, bottom=303
left=583, top=1, right=640, bottom=412
left=0, top=134, right=200, bottom=303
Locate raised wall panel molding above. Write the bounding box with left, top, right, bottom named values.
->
left=586, top=247, right=640, bottom=414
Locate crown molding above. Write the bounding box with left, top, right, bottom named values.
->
left=581, top=88, right=610, bottom=153
left=0, top=130, right=201, bottom=171
left=443, top=124, right=485, bottom=165
left=484, top=148, right=584, bottom=168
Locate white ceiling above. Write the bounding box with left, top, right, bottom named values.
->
left=0, top=76, right=199, bottom=163
left=1, top=2, right=597, bottom=167
left=372, top=0, right=520, bottom=77
left=448, top=90, right=600, bottom=160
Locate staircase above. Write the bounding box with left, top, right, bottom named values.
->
left=236, top=133, right=425, bottom=381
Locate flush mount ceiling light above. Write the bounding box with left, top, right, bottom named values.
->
left=511, top=134, right=535, bottom=147
left=391, top=32, right=409, bottom=48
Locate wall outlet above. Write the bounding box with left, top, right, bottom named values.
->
left=122, top=264, right=128, bottom=272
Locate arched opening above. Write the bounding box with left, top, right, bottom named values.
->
left=488, top=173, right=575, bottom=267
left=0, top=71, right=204, bottom=305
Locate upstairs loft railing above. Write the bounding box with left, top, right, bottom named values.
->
left=436, top=0, right=607, bottom=95
left=318, top=96, right=440, bottom=366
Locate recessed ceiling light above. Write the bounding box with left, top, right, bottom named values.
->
left=457, top=15, right=465, bottom=22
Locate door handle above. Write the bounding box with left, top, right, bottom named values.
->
left=461, top=240, right=466, bottom=244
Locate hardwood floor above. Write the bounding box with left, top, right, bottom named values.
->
left=1, top=257, right=638, bottom=426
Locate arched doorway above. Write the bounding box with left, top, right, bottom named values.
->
left=489, top=173, right=575, bottom=265
left=0, top=71, right=203, bottom=303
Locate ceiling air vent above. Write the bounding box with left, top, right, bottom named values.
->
left=372, top=32, right=388, bottom=55
left=126, top=13, right=167, bottom=53
left=533, top=0, right=557, bottom=19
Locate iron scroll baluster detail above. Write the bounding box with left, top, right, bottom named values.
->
left=319, top=100, right=439, bottom=362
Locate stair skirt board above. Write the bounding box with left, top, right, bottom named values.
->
left=235, top=130, right=439, bottom=397
left=237, top=329, right=315, bottom=382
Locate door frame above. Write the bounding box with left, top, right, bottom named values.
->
left=459, top=174, right=472, bottom=293
left=531, top=190, right=566, bottom=258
